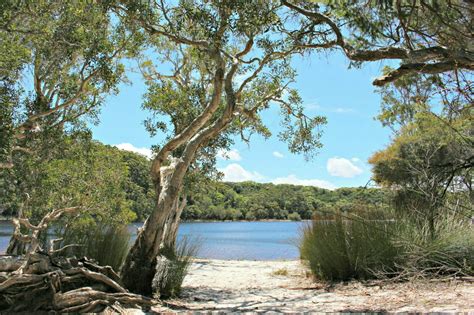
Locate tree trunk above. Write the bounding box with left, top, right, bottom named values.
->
left=120, top=69, right=235, bottom=295
left=6, top=238, right=26, bottom=256
left=120, top=161, right=187, bottom=296
left=163, top=194, right=187, bottom=250
left=120, top=121, right=229, bottom=295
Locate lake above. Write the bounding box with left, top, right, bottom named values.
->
left=0, top=220, right=305, bottom=260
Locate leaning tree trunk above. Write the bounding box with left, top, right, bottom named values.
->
left=120, top=159, right=189, bottom=296
left=163, top=193, right=187, bottom=250
left=120, top=53, right=235, bottom=295
left=121, top=114, right=232, bottom=296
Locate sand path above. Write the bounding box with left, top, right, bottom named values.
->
left=159, top=259, right=474, bottom=313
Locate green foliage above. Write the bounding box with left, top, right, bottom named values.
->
left=120, top=151, right=156, bottom=222
left=300, top=209, right=474, bottom=281
left=0, top=0, right=142, bottom=172
left=58, top=222, right=131, bottom=271
left=154, top=237, right=199, bottom=299
left=287, top=212, right=302, bottom=221
left=183, top=181, right=389, bottom=221
left=300, top=211, right=399, bottom=281
left=371, top=89, right=473, bottom=237
left=0, top=135, right=137, bottom=241
left=394, top=214, right=474, bottom=278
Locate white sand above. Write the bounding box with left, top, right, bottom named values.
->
left=155, top=259, right=474, bottom=313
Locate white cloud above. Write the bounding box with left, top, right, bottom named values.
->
left=304, top=102, right=321, bottom=111
left=219, top=163, right=263, bottom=182
left=351, top=157, right=361, bottom=163
left=272, top=151, right=284, bottom=158
left=327, top=157, right=363, bottom=178
left=334, top=107, right=354, bottom=113
left=114, top=143, right=153, bottom=159
left=271, top=174, right=336, bottom=190
left=304, top=101, right=354, bottom=114
left=217, top=148, right=242, bottom=161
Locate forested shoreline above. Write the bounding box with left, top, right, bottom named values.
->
left=0, top=140, right=389, bottom=222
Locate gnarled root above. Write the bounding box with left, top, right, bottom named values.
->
left=0, top=253, right=153, bottom=313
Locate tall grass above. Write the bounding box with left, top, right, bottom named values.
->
left=300, top=212, right=399, bottom=281
left=393, top=214, right=474, bottom=279
left=300, top=211, right=474, bottom=281
left=59, top=222, right=131, bottom=271
left=153, top=236, right=200, bottom=299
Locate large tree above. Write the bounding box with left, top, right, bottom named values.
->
left=0, top=0, right=140, bottom=169
left=282, top=0, right=473, bottom=86
left=115, top=0, right=326, bottom=294
left=116, top=0, right=473, bottom=294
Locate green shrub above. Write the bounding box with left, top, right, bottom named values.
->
left=58, top=222, right=131, bottom=271
left=300, top=210, right=474, bottom=281
left=154, top=237, right=199, bottom=299
left=288, top=212, right=302, bottom=221
left=300, top=212, right=399, bottom=281
left=394, top=214, right=474, bottom=278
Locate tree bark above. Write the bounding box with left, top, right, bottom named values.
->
left=121, top=95, right=235, bottom=295
left=120, top=160, right=188, bottom=296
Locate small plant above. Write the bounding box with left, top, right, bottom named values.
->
left=153, top=236, right=200, bottom=299
left=300, top=208, right=474, bottom=281
left=272, top=268, right=289, bottom=276
left=393, top=214, right=474, bottom=279
left=58, top=222, right=131, bottom=271
left=300, top=211, right=399, bottom=281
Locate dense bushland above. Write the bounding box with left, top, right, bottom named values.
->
left=0, top=138, right=389, bottom=222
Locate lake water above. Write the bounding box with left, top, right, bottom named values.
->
left=0, top=220, right=305, bottom=260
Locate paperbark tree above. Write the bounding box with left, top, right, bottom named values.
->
left=282, top=0, right=473, bottom=86
left=0, top=1, right=141, bottom=170
left=0, top=0, right=141, bottom=255
left=116, top=0, right=326, bottom=295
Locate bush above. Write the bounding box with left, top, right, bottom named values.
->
left=300, top=212, right=399, bottom=281
left=58, top=222, right=131, bottom=271
left=394, top=214, right=474, bottom=279
left=288, top=212, right=302, bottom=221
left=300, top=210, right=474, bottom=281
left=153, top=237, right=199, bottom=299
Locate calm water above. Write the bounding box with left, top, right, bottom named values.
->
left=0, top=220, right=304, bottom=260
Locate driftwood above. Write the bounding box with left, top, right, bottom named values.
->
left=1, top=206, right=153, bottom=312
left=0, top=253, right=153, bottom=312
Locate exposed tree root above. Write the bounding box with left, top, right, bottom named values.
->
left=0, top=253, right=153, bottom=313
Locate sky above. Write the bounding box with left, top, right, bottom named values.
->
left=91, top=50, right=393, bottom=190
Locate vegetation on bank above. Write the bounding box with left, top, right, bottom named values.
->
left=300, top=72, right=473, bottom=281
left=0, top=138, right=389, bottom=222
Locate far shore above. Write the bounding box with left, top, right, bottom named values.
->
left=1, top=217, right=309, bottom=223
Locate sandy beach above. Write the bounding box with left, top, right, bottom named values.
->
left=150, top=259, right=474, bottom=313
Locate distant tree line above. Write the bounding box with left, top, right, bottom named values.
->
left=183, top=181, right=389, bottom=221
left=118, top=144, right=391, bottom=222
left=0, top=137, right=389, bottom=222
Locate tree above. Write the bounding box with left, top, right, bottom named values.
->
left=0, top=0, right=142, bottom=257
left=2, top=134, right=137, bottom=254
left=369, top=95, right=473, bottom=238
left=0, top=0, right=140, bottom=169
left=115, top=0, right=326, bottom=294
left=282, top=0, right=473, bottom=243
left=282, top=0, right=473, bottom=86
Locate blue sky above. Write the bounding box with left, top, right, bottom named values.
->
left=91, top=51, right=393, bottom=190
